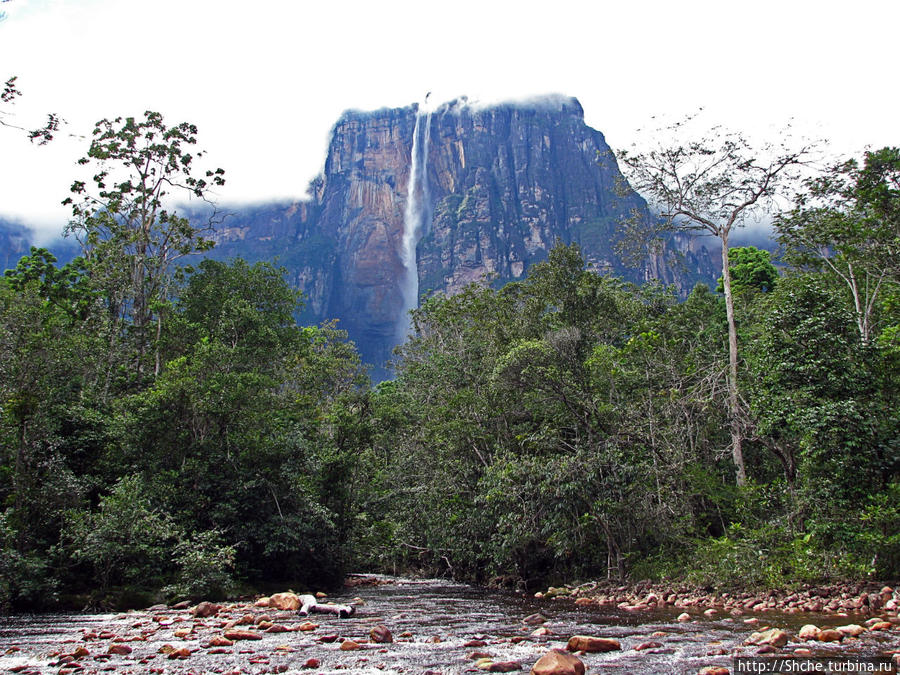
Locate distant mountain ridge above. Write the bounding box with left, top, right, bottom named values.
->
left=2, top=96, right=727, bottom=373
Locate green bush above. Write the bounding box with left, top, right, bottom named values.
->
left=163, top=530, right=236, bottom=601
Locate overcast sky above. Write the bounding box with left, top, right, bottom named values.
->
left=1, top=0, right=897, bottom=242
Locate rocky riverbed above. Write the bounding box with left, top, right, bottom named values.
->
left=1, top=576, right=898, bottom=674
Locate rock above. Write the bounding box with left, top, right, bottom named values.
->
left=107, top=644, right=132, bottom=655
left=745, top=628, right=789, bottom=648
left=530, top=649, right=585, bottom=675
left=235, top=613, right=255, bottom=626
left=266, top=624, right=289, bottom=633
left=470, top=651, right=494, bottom=659
left=634, top=641, right=663, bottom=651
left=465, top=640, right=489, bottom=647
left=574, top=598, right=593, bottom=607
left=298, top=621, right=319, bottom=631
left=817, top=629, right=843, bottom=642
left=704, top=608, right=718, bottom=617
left=269, top=592, right=301, bottom=611
left=315, top=591, right=328, bottom=599
left=223, top=629, right=262, bottom=641
left=167, top=647, right=191, bottom=659
left=798, top=624, right=820, bottom=640
left=677, top=612, right=691, bottom=622
left=523, top=613, right=548, bottom=625
left=171, top=600, right=191, bottom=610
left=191, top=601, right=221, bottom=618
left=531, top=627, right=553, bottom=637
left=207, top=635, right=234, bottom=647
left=340, top=639, right=361, bottom=651
left=303, top=658, right=321, bottom=668
left=255, top=596, right=271, bottom=607
left=566, top=635, right=621, bottom=652
left=698, top=668, right=729, bottom=675
left=370, top=625, right=393, bottom=643
left=836, top=624, right=865, bottom=637
left=869, top=621, right=892, bottom=631
left=489, top=661, right=522, bottom=672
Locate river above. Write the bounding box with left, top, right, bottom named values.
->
left=1, top=576, right=897, bottom=674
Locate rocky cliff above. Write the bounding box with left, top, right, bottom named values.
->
left=0, top=219, right=31, bottom=272
left=209, top=96, right=718, bottom=371
left=1, top=97, right=721, bottom=373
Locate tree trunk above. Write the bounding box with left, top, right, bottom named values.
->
left=720, top=236, right=747, bottom=486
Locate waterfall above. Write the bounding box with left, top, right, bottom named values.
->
left=397, top=109, right=432, bottom=341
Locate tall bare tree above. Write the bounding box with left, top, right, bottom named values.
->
left=616, top=123, right=814, bottom=485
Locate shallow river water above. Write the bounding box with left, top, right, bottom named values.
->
left=1, top=576, right=898, bottom=674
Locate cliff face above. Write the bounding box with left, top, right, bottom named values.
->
left=0, top=219, right=31, bottom=272
left=211, top=97, right=718, bottom=371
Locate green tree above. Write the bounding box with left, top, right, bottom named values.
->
left=63, top=111, right=225, bottom=379
left=716, top=246, right=778, bottom=295
left=776, top=147, right=900, bottom=343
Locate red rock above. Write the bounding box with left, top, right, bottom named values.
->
left=370, top=625, right=393, bottom=643
left=254, top=596, right=271, bottom=607
left=266, top=623, right=289, bottom=633
left=191, top=601, right=221, bottom=618
left=298, top=621, right=319, bottom=631
left=530, top=649, right=585, bottom=675
left=698, top=668, right=729, bottom=675
left=107, top=644, right=132, bottom=655
left=470, top=651, right=494, bottom=659
left=798, top=625, right=820, bottom=640
left=223, top=630, right=262, bottom=641
left=207, top=635, right=234, bottom=647
left=319, top=634, right=339, bottom=642
left=235, top=614, right=255, bottom=626
left=167, top=647, right=191, bottom=659
left=303, top=658, right=321, bottom=668
left=677, top=612, right=691, bottom=622
left=566, top=635, right=620, bottom=652
left=531, top=627, right=553, bottom=637
left=340, top=639, right=361, bottom=651
left=574, top=598, right=593, bottom=607
left=269, top=592, right=301, bottom=611
left=465, top=640, right=489, bottom=647
left=745, top=628, right=788, bottom=648
left=523, top=613, right=548, bottom=625
left=634, top=641, right=663, bottom=651
left=870, top=621, right=892, bottom=631
left=489, top=661, right=522, bottom=672
left=207, top=647, right=232, bottom=654
left=817, top=629, right=843, bottom=642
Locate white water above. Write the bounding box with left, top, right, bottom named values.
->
left=397, top=109, right=432, bottom=342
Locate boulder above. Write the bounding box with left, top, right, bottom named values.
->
left=191, top=601, right=221, bottom=618
left=340, top=639, right=360, bottom=651
left=269, top=592, right=301, bottom=611
left=817, top=629, right=843, bottom=642
left=869, top=621, right=892, bottom=631
left=370, top=625, right=393, bottom=643
left=523, top=613, right=548, bottom=625
left=677, top=612, right=691, bottom=622
left=530, top=649, right=585, bottom=675
left=566, top=635, right=620, bottom=652
left=836, top=624, right=865, bottom=637
left=207, top=635, right=234, bottom=647
left=745, top=628, right=788, bottom=648
left=223, top=630, right=262, bottom=641
left=798, top=625, right=820, bottom=640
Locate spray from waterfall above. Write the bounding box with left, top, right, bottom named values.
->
left=397, top=106, right=432, bottom=342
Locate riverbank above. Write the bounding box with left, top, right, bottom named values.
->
left=535, top=579, right=900, bottom=616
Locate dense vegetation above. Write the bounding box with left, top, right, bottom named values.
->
left=0, top=111, right=897, bottom=610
